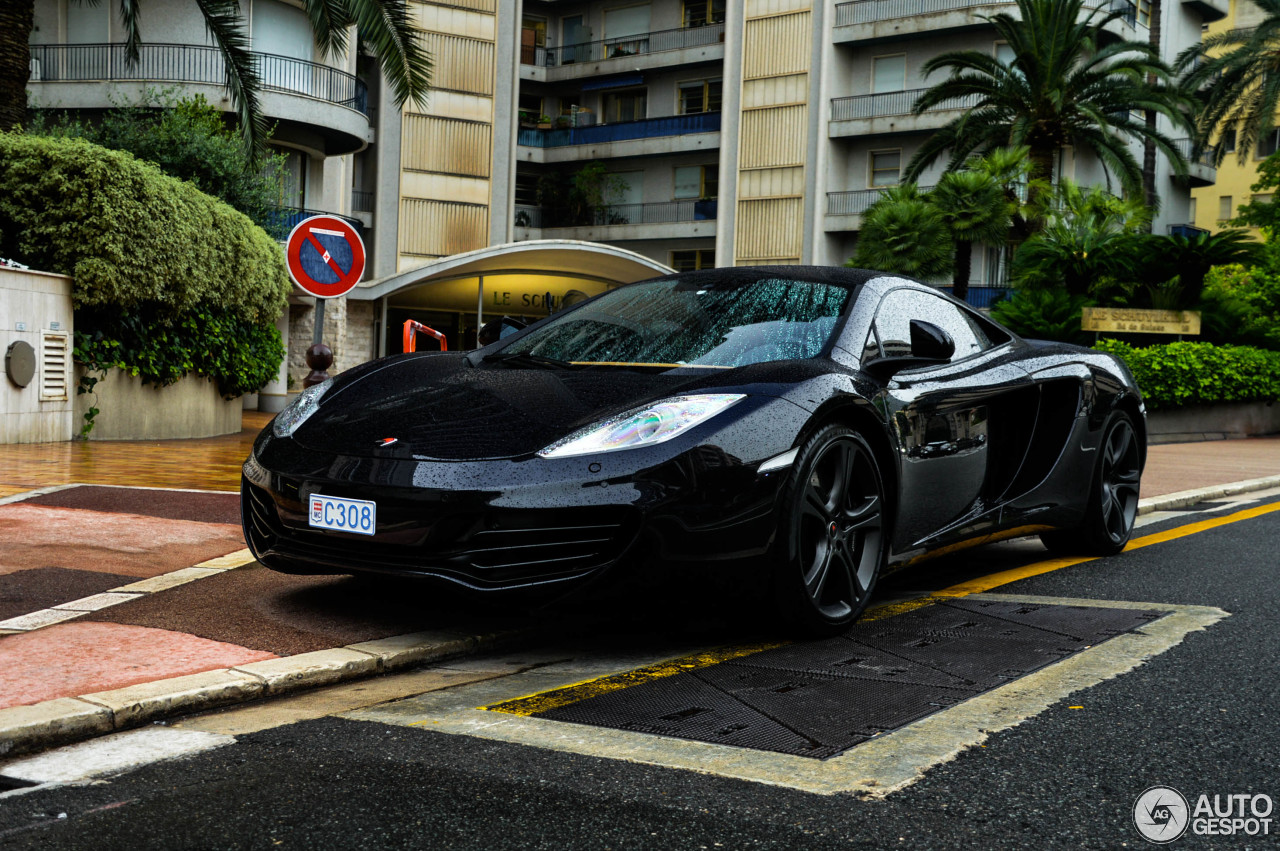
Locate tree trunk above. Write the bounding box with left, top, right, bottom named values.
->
left=1141, top=0, right=1163, bottom=228
left=0, top=1, right=35, bottom=132
left=953, top=240, right=972, bottom=303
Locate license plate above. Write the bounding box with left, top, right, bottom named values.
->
left=308, top=494, right=376, bottom=536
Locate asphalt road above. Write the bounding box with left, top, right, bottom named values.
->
left=1, top=503, right=1277, bottom=850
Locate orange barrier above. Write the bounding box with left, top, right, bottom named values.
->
left=403, top=320, right=447, bottom=353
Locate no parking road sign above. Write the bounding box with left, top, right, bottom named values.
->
left=285, top=215, right=366, bottom=299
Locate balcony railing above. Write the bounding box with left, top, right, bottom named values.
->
left=831, top=89, right=978, bottom=121
left=835, top=0, right=1142, bottom=25
left=827, top=187, right=934, bottom=215
left=28, top=43, right=368, bottom=115
left=522, top=23, right=725, bottom=67
left=514, top=199, right=718, bottom=229
left=264, top=207, right=364, bottom=241
left=517, top=112, right=721, bottom=148
left=1172, top=138, right=1216, bottom=169
left=352, top=190, right=374, bottom=211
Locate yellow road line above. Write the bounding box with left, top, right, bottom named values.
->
left=485, top=499, right=1280, bottom=716
left=935, top=500, right=1280, bottom=598
left=484, top=642, right=786, bottom=717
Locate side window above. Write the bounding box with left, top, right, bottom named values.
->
left=865, top=289, right=988, bottom=363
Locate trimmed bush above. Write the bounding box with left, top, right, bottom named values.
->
left=1094, top=340, right=1280, bottom=410
left=0, top=132, right=288, bottom=323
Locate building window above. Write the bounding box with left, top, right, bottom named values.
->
left=603, top=89, right=647, bottom=123
left=678, top=79, right=722, bottom=114
left=1221, top=128, right=1237, bottom=153
left=872, top=55, right=906, bottom=94
left=1137, top=0, right=1152, bottom=27
left=521, top=17, right=547, bottom=65
left=1258, top=129, right=1280, bottom=159
left=515, top=171, right=539, bottom=206
left=870, top=150, right=901, bottom=187
left=674, top=165, right=717, bottom=199
left=1253, top=193, right=1274, bottom=205
left=519, top=93, right=544, bottom=125
left=671, top=249, right=715, bottom=271
left=1218, top=195, right=1233, bottom=221
left=683, top=0, right=725, bottom=26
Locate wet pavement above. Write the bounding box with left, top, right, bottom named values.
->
left=1, top=412, right=1278, bottom=751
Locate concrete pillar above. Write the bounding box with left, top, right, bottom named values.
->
left=259, top=308, right=292, bottom=413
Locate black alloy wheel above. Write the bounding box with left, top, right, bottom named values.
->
left=1042, top=411, right=1142, bottom=556
left=776, top=424, right=887, bottom=636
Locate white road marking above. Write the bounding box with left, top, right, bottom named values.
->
left=0, top=727, right=234, bottom=784
left=342, top=595, right=1226, bottom=798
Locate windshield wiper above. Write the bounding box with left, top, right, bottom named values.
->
left=482, top=351, right=580, bottom=370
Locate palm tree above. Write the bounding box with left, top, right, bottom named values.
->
left=1, top=0, right=431, bottom=156
left=847, top=186, right=954, bottom=280
left=1136, top=229, right=1264, bottom=307
left=1177, top=0, right=1280, bottom=164
left=903, top=0, right=1191, bottom=203
left=929, top=170, right=1012, bottom=300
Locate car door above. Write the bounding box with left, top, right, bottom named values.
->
left=864, top=287, right=1033, bottom=553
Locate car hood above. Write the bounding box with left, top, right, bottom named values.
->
left=290, top=352, right=803, bottom=460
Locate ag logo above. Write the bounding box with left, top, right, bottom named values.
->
left=1134, top=786, right=1190, bottom=843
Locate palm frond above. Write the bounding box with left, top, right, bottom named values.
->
left=194, top=0, right=266, bottom=157
left=345, top=0, right=432, bottom=108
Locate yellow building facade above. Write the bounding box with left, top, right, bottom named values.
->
left=1191, top=0, right=1275, bottom=234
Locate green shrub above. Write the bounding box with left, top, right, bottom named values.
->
left=0, top=132, right=289, bottom=323
left=74, top=306, right=285, bottom=400
left=31, top=94, right=288, bottom=230
left=990, top=287, right=1094, bottom=345
left=1094, top=339, right=1280, bottom=410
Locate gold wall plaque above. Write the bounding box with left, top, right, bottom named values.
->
left=1080, top=307, right=1201, bottom=335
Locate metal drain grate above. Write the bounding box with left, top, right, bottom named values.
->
left=536, top=601, right=1163, bottom=759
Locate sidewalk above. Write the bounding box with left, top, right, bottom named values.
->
left=1, top=414, right=1278, bottom=757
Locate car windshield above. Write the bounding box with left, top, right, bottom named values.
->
left=493, top=277, right=851, bottom=369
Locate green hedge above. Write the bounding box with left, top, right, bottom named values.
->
left=0, top=132, right=288, bottom=322
left=1094, top=340, right=1280, bottom=410
left=74, top=306, right=286, bottom=400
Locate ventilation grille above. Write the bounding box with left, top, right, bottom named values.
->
left=40, top=331, right=69, bottom=401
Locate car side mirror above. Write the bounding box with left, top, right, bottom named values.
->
left=864, top=320, right=955, bottom=380
left=910, top=319, right=954, bottom=361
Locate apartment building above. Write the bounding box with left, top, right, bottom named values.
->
left=1189, top=0, right=1273, bottom=235
left=23, top=0, right=1222, bottom=395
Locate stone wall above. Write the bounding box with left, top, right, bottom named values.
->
left=287, top=296, right=380, bottom=388
left=346, top=301, right=378, bottom=366
left=1148, top=401, right=1280, bottom=444
left=0, top=267, right=75, bottom=443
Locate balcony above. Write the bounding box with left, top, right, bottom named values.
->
left=1171, top=138, right=1217, bottom=187
left=825, top=187, right=933, bottom=230
left=27, top=43, right=371, bottom=154
left=264, top=207, right=364, bottom=241
left=830, top=90, right=978, bottom=137
left=517, top=113, right=721, bottom=163
left=520, top=24, right=725, bottom=82
left=832, top=0, right=1146, bottom=44
left=513, top=199, right=717, bottom=241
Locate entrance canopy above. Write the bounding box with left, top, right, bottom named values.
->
left=352, top=240, right=673, bottom=303
left=351, top=240, right=674, bottom=354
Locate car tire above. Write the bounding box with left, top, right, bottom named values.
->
left=1040, top=410, right=1142, bottom=556
left=772, top=424, right=888, bottom=637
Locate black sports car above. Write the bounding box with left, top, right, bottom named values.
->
left=242, top=267, right=1145, bottom=635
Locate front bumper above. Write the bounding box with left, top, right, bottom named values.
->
left=241, top=437, right=794, bottom=594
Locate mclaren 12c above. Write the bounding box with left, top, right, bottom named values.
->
left=241, top=267, right=1145, bottom=635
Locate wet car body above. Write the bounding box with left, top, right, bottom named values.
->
left=242, top=266, right=1145, bottom=630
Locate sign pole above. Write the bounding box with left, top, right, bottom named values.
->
left=283, top=215, right=366, bottom=389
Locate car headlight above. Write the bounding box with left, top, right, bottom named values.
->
left=272, top=378, right=333, bottom=438
left=537, top=394, right=746, bottom=459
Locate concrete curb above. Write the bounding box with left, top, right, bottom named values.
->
left=1136, top=474, right=1280, bottom=515
left=0, top=625, right=537, bottom=760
